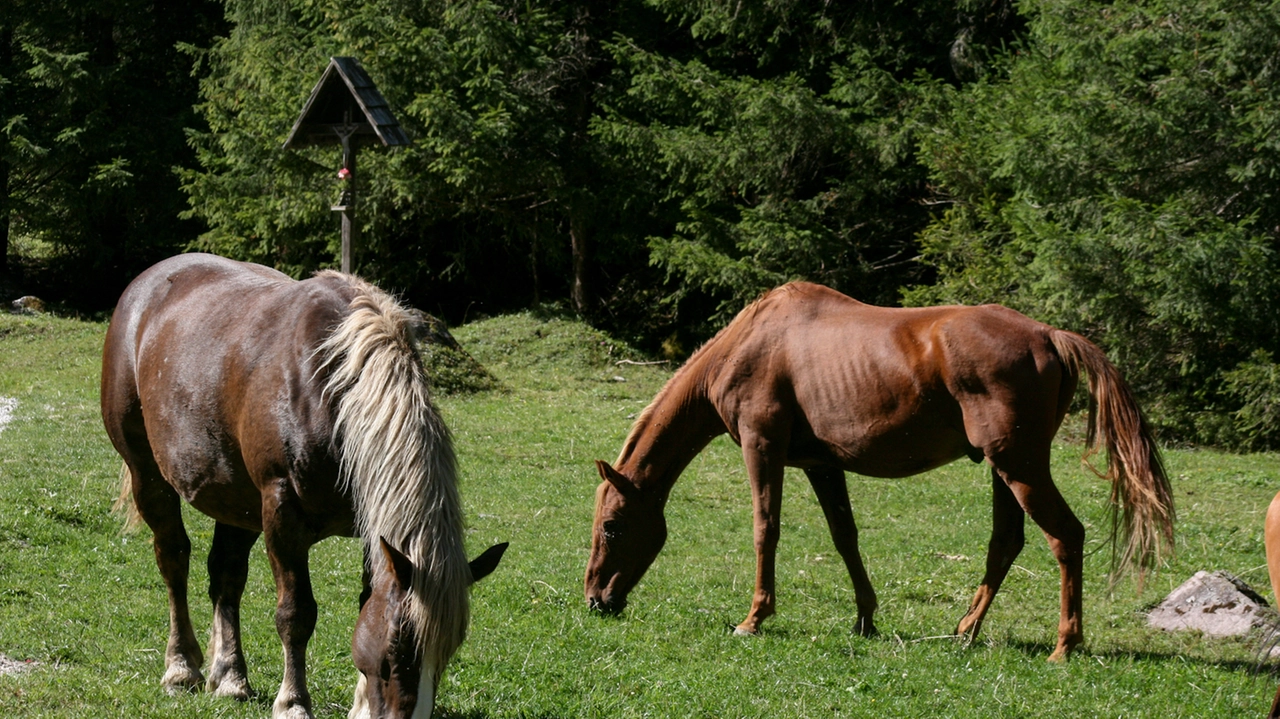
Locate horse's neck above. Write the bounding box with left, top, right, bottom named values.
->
left=617, top=368, right=724, bottom=495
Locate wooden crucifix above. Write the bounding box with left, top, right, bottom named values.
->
left=283, top=57, right=409, bottom=273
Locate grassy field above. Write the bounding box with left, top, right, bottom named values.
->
left=2, top=307, right=1280, bottom=717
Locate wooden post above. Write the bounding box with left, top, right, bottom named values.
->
left=340, top=126, right=356, bottom=274
left=340, top=208, right=353, bottom=274
left=334, top=107, right=359, bottom=274
left=284, top=57, right=409, bottom=273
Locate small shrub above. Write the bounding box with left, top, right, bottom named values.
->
left=1223, top=350, right=1280, bottom=450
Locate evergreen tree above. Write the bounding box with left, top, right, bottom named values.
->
left=181, top=0, right=1015, bottom=344
left=1, top=0, right=224, bottom=304
left=911, top=0, right=1280, bottom=447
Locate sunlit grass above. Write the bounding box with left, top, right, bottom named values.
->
left=0, top=309, right=1278, bottom=716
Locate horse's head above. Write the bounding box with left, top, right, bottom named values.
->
left=585, top=460, right=667, bottom=614
left=352, top=538, right=507, bottom=719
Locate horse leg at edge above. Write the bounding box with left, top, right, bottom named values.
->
left=804, top=466, right=878, bottom=637
left=1264, top=493, right=1280, bottom=719
left=955, top=467, right=1026, bottom=643
left=735, top=426, right=787, bottom=636
left=348, top=547, right=375, bottom=719
left=130, top=458, right=206, bottom=693
left=996, top=456, right=1085, bottom=662
left=206, top=521, right=260, bottom=700
left=262, top=484, right=318, bottom=719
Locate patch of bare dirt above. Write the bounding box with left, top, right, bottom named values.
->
left=0, top=653, right=36, bottom=676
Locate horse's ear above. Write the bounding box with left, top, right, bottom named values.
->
left=468, top=542, right=509, bottom=584
left=595, top=459, right=638, bottom=498
left=379, top=536, right=415, bottom=591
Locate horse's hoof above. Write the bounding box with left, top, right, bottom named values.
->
left=161, top=661, right=205, bottom=695
left=1047, top=648, right=1070, bottom=663
left=854, top=617, right=878, bottom=638
left=732, top=625, right=759, bottom=637
left=273, top=704, right=314, bottom=719
left=208, top=674, right=254, bottom=701
left=274, top=690, right=315, bottom=719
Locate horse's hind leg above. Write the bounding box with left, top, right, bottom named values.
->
left=956, top=467, right=1026, bottom=642
left=129, top=458, right=206, bottom=692
left=993, top=453, right=1085, bottom=662
left=804, top=467, right=877, bottom=637
left=206, top=521, right=259, bottom=700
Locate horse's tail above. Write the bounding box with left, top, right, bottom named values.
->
left=111, top=462, right=144, bottom=531
left=1049, top=329, right=1175, bottom=582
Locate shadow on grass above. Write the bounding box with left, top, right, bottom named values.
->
left=1002, top=637, right=1272, bottom=674
left=438, top=710, right=567, bottom=719
left=797, top=625, right=1280, bottom=675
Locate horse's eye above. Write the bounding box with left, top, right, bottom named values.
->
left=380, top=658, right=391, bottom=681
left=602, top=519, right=623, bottom=541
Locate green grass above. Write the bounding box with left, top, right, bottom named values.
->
left=2, top=309, right=1279, bottom=717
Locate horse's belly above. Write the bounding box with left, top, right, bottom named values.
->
left=155, top=452, right=267, bottom=531
left=187, top=482, right=265, bottom=531
left=798, top=421, right=973, bottom=479
left=842, top=448, right=967, bottom=478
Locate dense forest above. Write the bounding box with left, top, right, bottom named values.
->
left=4, top=0, right=1280, bottom=449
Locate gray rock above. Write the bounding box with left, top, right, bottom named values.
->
left=1148, top=570, right=1272, bottom=637
left=10, top=296, right=45, bottom=315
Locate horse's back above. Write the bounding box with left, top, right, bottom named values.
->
left=704, top=283, right=1070, bottom=475
left=103, top=254, right=298, bottom=379
left=101, top=254, right=356, bottom=531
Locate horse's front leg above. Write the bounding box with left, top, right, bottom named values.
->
left=804, top=466, right=878, bottom=637
left=206, top=521, right=260, bottom=700
left=348, top=547, right=375, bottom=719
left=263, top=485, right=319, bottom=719
left=734, top=425, right=788, bottom=636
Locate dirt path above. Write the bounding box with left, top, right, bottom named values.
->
left=0, top=653, right=35, bottom=676
left=0, top=397, right=15, bottom=434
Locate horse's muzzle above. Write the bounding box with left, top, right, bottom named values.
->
left=587, top=594, right=626, bottom=615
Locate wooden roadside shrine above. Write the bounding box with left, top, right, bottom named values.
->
left=284, top=57, right=409, bottom=273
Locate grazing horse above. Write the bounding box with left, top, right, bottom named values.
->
left=101, top=253, right=507, bottom=719
left=585, top=282, right=1174, bottom=661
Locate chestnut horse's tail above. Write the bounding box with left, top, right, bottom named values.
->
left=1049, top=330, right=1175, bottom=581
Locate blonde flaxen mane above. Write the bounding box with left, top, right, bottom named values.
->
left=314, top=271, right=470, bottom=672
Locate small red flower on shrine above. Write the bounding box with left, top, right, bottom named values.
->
left=338, top=167, right=351, bottom=180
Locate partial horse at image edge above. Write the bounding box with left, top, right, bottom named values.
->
left=585, top=281, right=1174, bottom=662
left=101, top=253, right=506, bottom=719
left=1264, top=492, right=1280, bottom=718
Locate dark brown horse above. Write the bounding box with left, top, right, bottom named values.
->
left=101, top=253, right=506, bottom=719
left=585, top=282, right=1173, bottom=661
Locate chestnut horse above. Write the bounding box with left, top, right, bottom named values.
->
left=101, top=253, right=506, bottom=719
left=586, top=282, right=1174, bottom=661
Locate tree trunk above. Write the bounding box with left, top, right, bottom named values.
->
left=569, top=201, right=589, bottom=314
left=560, top=1, right=609, bottom=317
left=0, top=26, right=11, bottom=276
left=0, top=157, right=9, bottom=278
